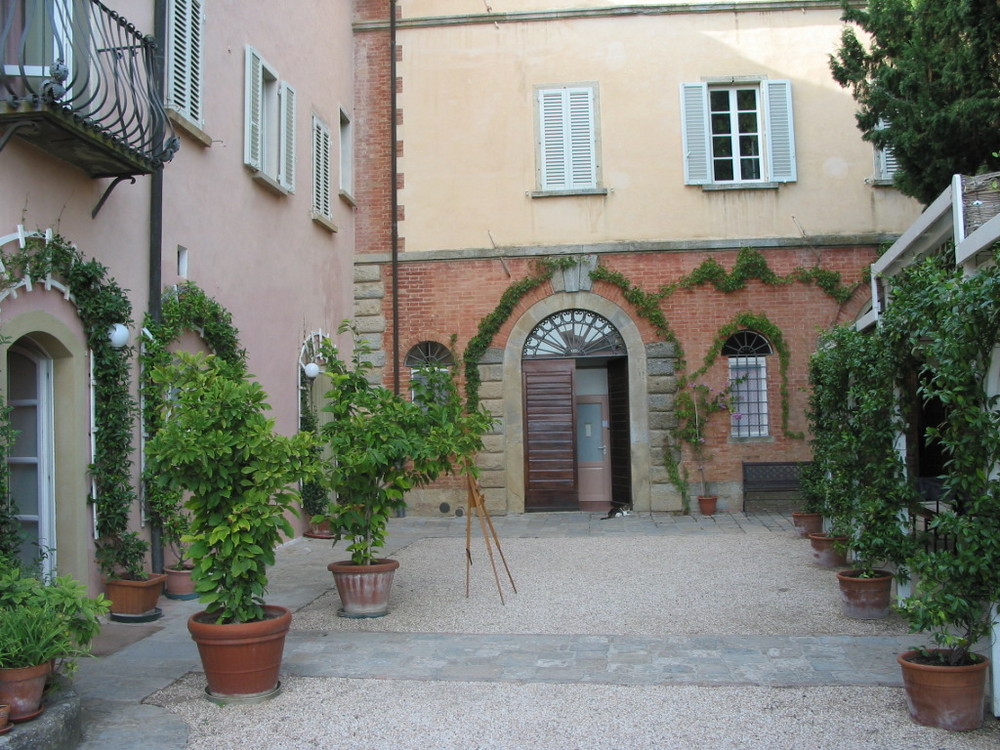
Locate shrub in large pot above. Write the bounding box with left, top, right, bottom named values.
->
left=145, top=353, right=319, bottom=701
left=318, top=324, right=493, bottom=617
left=875, top=252, right=1000, bottom=730
left=808, top=325, right=917, bottom=615
left=0, top=568, right=108, bottom=720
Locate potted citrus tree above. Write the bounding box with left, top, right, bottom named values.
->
left=144, top=352, right=319, bottom=702
left=319, top=323, right=493, bottom=617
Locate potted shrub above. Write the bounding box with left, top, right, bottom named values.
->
left=319, top=323, right=493, bottom=617
left=94, top=532, right=166, bottom=622
left=790, top=462, right=824, bottom=538
left=299, top=377, right=333, bottom=539
left=0, top=568, right=109, bottom=721
left=809, top=325, right=916, bottom=614
left=674, top=378, right=742, bottom=515
left=145, top=352, right=319, bottom=702
left=145, top=485, right=198, bottom=600
left=878, top=253, right=1000, bottom=730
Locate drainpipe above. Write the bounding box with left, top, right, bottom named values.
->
left=147, top=0, right=167, bottom=574
left=390, top=0, right=400, bottom=396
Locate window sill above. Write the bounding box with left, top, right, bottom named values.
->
left=529, top=187, right=609, bottom=199
left=167, top=109, right=212, bottom=148
left=311, top=211, right=338, bottom=233
left=248, top=169, right=289, bottom=196
left=869, top=178, right=896, bottom=187
left=339, top=189, right=357, bottom=208
left=701, top=182, right=780, bottom=192
left=729, top=435, right=774, bottom=444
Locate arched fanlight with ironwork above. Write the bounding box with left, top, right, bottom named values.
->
left=405, top=341, right=455, bottom=368
left=721, top=330, right=772, bottom=357
left=522, top=309, right=625, bottom=358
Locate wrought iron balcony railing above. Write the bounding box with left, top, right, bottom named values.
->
left=0, top=0, right=178, bottom=177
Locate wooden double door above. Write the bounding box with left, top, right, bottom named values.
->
left=523, top=358, right=631, bottom=512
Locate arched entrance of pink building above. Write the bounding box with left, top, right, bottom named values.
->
left=521, top=309, right=631, bottom=513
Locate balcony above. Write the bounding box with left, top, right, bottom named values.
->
left=0, top=0, right=178, bottom=178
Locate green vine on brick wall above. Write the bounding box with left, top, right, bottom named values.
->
left=0, top=234, right=139, bottom=576
left=140, top=282, right=246, bottom=567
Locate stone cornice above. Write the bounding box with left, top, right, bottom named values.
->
left=355, top=1, right=857, bottom=31
left=354, top=233, right=898, bottom=265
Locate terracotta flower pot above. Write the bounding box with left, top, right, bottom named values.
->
left=0, top=661, right=51, bottom=721
left=303, top=520, right=334, bottom=539
left=791, top=512, right=823, bottom=538
left=104, top=573, right=166, bottom=619
left=807, top=532, right=848, bottom=568
left=164, top=567, right=199, bottom=600
left=327, top=558, right=400, bottom=618
left=898, top=649, right=990, bottom=731
left=697, top=495, right=718, bottom=516
left=187, top=605, right=292, bottom=701
left=836, top=569, right=893, bottom=619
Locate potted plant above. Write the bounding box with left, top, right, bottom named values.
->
left=0, top=568, right=109, bottom=721
left=94, top=532, right=166, bottom=622
left=808, top=325, right=917, bottom=612
left=674, top=378, right=742, bottom=515
left=790, top=462, right=824, bottom=538
left=145, top=485, right=198, bottom=600
left=320, top=323, right=493, bottom=617
left=299, top=376, right=333, bottom=539
left=877, top=253, right=1000, bottom=730
left=144, top=352, right=319, bottom=702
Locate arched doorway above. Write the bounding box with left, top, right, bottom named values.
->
left=521, top=309, right=630, bottom=512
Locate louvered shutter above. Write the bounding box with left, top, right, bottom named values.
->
left=166, top=0, right=204, bottom=127
left=762, top=79, right=796, bottom=183
left=538, top=87, right=596, bottom=191
left=278, top=81, right=296, bottom=192
left=244, top=47, right=263, bottom=170
left=312, top=117, right=332, bottom=218
left=680, top=82, right=711, bottom=185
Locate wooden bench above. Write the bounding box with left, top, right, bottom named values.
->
left=742, top=461, right=811, bottom=511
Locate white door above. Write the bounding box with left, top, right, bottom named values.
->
left=7, top=343, right=55, bottom=575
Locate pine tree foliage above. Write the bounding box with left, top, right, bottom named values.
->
left=830, top=0, right=1000, bottom=205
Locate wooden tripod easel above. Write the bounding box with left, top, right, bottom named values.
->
left=465, top=473, right=517, bottom=604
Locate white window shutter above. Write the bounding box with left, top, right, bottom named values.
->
left=166, top=0, right=204, bottom=127
left=278, top=81, right=296, bottom=192
left=763, top=79, right=796, bottom=183
left=244, top=47, right=263, bottom=170
left=312, top=116, right=332, bottom=219
left=567, top=88, right=596, bottom=188
left=680, top=82, right=710, bottom=185
left=539, top=90, right=567, bottom=190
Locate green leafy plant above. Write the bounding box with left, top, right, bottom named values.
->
left=807, top=324, right=916, bottom=577
left=144, top=352, right=319, bottom=624
left=0, top=568, right=110, bottom=673
left=877, top=249, right=1000, bottom=665
left=322, top=322, right=494, bottom=566
left=674, top=379, right=742, bottom=497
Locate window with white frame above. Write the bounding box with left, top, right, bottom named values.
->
left=535, top=84, right=602, bottom=194
left=681, top=79, right=796, bottom=187
left=166, top=0, right=204, bottom=130
left=311, top=115, right=334, bottom=229
left=244, top=46, right=295, bottom=193
left=339, top=108, right=354, bottom=199
left=405, top=342, right=454, bottom=407
left=722, top=331, right=772, bottom=438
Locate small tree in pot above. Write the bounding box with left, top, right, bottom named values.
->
left=145, top=352, right=319, bottom=699
left=319, top=323, right=493, bottom=617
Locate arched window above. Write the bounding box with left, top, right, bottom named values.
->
left=405, top=341, right=454, bottom=405
left=722, top=330, right=772, bottom=438
left=522, top=309, right=625, bottom=359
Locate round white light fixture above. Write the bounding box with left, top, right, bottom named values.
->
left=108, top=323, right=131, bottom=349
left=303, top=362, right=321, bottom=379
